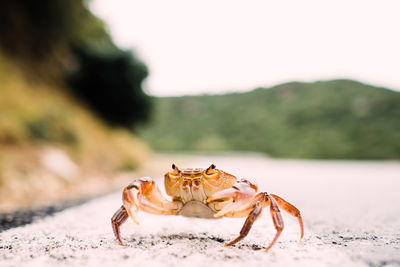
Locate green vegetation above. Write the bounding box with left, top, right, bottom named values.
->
left=138, top=80, right=400, bottom=159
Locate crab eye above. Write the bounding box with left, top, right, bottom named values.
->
left=169, top=163, right=181, bottom=178
left=205, top=164, right=217, bottom=175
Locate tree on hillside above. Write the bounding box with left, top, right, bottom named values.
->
left=68, top=47, right=150, bottom=127
left=0, top=0, right=151, bottom=128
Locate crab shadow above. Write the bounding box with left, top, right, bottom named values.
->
left=126, top=233, right=265, bottom=251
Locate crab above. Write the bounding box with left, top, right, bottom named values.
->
left=111, top=164, right=304, bottom=251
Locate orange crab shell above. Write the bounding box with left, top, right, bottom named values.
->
left=164, top=164, right=238, bottom=201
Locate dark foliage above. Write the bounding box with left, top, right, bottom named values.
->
left=68, top=47, right=150, bottom=127
left=0, top=0, right=77, bottom=61
left=0, top=0, right=151, bottom=128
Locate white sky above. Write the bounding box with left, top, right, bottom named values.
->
left=91, top=0, right=400, bottom=96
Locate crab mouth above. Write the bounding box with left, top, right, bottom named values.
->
left=181, top=175, right=202, bottom=179
left=181, top=168, right=203, bottom=179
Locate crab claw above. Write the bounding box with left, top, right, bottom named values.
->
left=207, top=180, right=257, bottom=202
left=123, top=187, right=140, bottom=225
left=111, top=177, right=179, bottom=246
left=124, top=178, right=172, bottom=218
left=207, top=187, right=239, bottom=202
left=207, top=180, right=258, bottom=217
left=214, top=200, right=247, bottom=218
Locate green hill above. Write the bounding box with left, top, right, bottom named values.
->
left=138, top=80, right=400, bottom=159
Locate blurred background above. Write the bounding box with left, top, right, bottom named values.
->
left=0, top=0, right=399, bottom=212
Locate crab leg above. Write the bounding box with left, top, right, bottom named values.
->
left=208, top=183, right=290, bottom=252
left=271, top=194, right=304, bottom=240
left=111, top=177, right=179, bottom=246
left=265, top=194, right=284, bottom=252
left=225, top=201, right=264, bottom=246
left=111, top=206, right=129, bottom=245
left=221, top=193, right=285, bottom=251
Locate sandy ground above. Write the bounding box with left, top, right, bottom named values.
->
left=1, top=154, right=400, bottom=267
